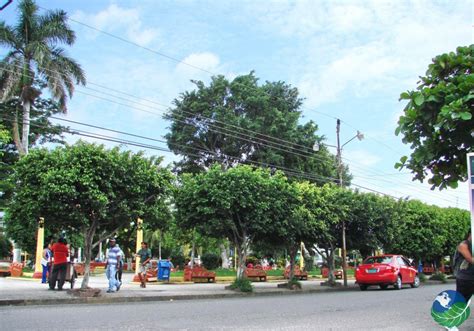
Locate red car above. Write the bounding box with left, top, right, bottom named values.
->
left=355, top=255, right=420, bottom=291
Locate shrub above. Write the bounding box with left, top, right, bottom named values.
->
left=287, top=277, right=302, bottom=290
left=230, top=278, right=253, bottom=292
left=304, top=257, right=314, bottom=271
left=419, top=273, right=427, bottom=283
left=170, top=253, right=186, bottom=270
left=246, top=256, right=258, bottom=266
left=202, top=252, right=220, bottom=270
left=430, top=272, right=447, bottom=283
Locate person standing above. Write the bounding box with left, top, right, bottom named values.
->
left=105, top=238, right=122, bottom=293
left=115, top=244, right=125, bottom=284
left=456, top=230, right=474, bottom=302
left=41, top=243, right=52, bottom=284
left=135, top=242, right=151, bottom=288
left=49, top=238, right=68, bottom=290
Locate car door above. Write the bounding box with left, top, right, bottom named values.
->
left=396, top=256, right=411, bottom=283
left=402, top=256, right=416, bottom=282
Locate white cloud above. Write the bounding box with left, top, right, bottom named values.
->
left=176, top=52, right=221, bottom=76
left=73, top=4, right=159, bottom=46
left=246, top=0, right=471, bottom=108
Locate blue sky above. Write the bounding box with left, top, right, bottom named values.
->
left=1, top=0, right=472, bottom=208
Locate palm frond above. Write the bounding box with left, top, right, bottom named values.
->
left=37, top=9, right=75, bottom=45
left=15, top=0, right=40, bottom=46
left=0, top=22, right=19, bottom=50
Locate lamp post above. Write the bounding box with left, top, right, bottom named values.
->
left=314, top=119, right=364, bottom=287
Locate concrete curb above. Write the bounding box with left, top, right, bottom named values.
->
left=0, top=279, right=453, bottom=307
left=0, top=285, right=359, bottom=307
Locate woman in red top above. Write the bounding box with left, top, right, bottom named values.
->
left=49, top=237, right=69, bottom=290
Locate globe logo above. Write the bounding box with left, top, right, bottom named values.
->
left=431, top=290, right=470, bottom=329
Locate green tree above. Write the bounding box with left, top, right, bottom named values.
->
left=303, top=184, right=350, bottom=285
left=0, top=0, right=85, bottom=155
left=5, top=142, right=173, bottom=288
left=383, top=200, right=446, bottom=263
left=165, top=73, right=345, bottom=184
left=0, top=95, right=69, bottom=209
left=395, top=45, right=474, bottom=189
left=0, top=233, right=11, bottom=259
left=175, top=165, right=295, bottom=279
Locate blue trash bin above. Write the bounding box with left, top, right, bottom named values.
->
left=158, top=260, right=171, bottom=281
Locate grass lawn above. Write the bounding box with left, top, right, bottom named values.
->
left=170, top=267, right=355, bottom=278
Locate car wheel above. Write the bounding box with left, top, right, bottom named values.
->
left=394, top=276, right=402, bottom=290
left=411, top=275, right=420, bottom=288
left=359, top=285, right=368, bottom=291
left=380, top=284, right=388, bottom=290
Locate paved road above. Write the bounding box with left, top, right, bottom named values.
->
left=1, top=283, right=472, bottom=330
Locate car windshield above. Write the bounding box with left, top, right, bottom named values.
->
left=364, top=256, right=393, bottom=264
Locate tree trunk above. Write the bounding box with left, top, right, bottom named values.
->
left=158, top=230, right=162, bottom=260
left=81, top=230, right=93, bottom=289
left=288, top=245, right=298, bottom=281
left=327, top=245, right=337, bottom=286
left=236, top=238, right=249, bottom=280
left=190, top=235, right=195, bottom=268
left=220, top=242, right=229, bottom=269
left=81, top=221, right=98, bottom=289
left=20, top=99, right=31, bottom=155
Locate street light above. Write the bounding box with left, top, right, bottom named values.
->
left=337, top=119, right=363, bottom=287
left=314, top=119, right=363, bottom=287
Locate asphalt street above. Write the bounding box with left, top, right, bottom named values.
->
left=1, top=283, right=473, bottom=330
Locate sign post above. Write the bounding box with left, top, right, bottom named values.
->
left=468, top=153, right=474, bottom=253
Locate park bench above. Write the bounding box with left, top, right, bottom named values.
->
left=244, top=265, right=267, bottom=282
left=284, top=266, right=308, bottom=280
left=184, top=266, right=216, bottom=283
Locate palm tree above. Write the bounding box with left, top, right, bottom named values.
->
left=0, top=0, right=85, bottom=155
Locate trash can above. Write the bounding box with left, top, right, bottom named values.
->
left=158, top=260, right=171, bottom=281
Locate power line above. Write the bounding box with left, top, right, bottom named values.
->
left=0, top=65, right=465, bottom=205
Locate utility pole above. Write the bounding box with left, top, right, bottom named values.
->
left=336, top=119, right=348, bottom=287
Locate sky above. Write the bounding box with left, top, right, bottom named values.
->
left=1, top=0, right=472, bottom=209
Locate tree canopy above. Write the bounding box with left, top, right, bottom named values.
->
left=165, top=73, right=347, bottom=185
left=175, top=164, right=297, bottom=278
left=5, top=142, right=174, bottom=288
left=395, top=45, right=474, bottom=189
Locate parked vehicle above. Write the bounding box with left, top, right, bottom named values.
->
left=355, top=255, right=419, bottom=291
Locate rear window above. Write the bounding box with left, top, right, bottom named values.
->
left=363, top=256, right=393, bottom=264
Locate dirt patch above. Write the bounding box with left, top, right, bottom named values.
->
left=67, top=288, right=102, bottom=298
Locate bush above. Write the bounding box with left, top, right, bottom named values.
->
left=202, top=252, right=220, bottom=270
left=170, top=253, right=186, bottom=270
left=287, top=277, right=302, bottom=290
left=304, top=257, right=314, bottom=271
left=230, top=278, right=253, bottom=292
left=0, top=234, right=11, bottom=259
left=419, top=273, right=427, bottom=283
left=246, top=256, right=258, bottom=266
left=430, top=272, right=447, bottom=283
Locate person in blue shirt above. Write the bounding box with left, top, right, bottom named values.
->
left=105, top=238, right=122, bottom=293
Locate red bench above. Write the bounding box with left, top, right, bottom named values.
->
left=184, top=266, right=216, bottom=283
left=245, top=265, right=267, bottom=282
left=284, top=266, right=308, bottom=280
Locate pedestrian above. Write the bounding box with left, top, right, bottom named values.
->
left=115, top=244, right=124, bottom=284
left=135, top=242, right=151, bottom=288
left=41, top=243, right=52, bottom=284
left=456, top=229, right=474, bottom=302
left=105, top=238, right=122, bottom=293
left=49, top=237, right=68, bottom=291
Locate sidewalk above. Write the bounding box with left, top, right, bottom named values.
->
left=0, top=273, right=361, bottom=306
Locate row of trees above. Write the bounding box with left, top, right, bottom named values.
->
left=4, top=142, right=470, bottom=288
